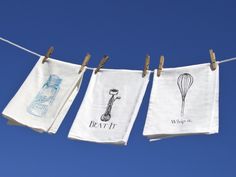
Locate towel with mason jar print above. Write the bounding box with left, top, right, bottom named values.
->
left=68, top=68, right=150, bottom=145
left=2, top=56, right=86, bottom=133
left=143, top=63, right=219, bottom=141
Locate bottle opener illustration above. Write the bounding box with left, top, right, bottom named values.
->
left=100, top=89, right=121, bottom=122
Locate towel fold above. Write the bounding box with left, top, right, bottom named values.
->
left=143, top=63, right=219, bottom=141
left=68, top=69, right=150, bottom=145
left=2, top=56, right=86, bottom=133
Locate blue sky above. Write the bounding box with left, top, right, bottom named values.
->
left=0, top=0, right=236, bottom=177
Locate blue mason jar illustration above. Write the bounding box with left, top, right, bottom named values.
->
left=27, top=74, right=62, bottom=117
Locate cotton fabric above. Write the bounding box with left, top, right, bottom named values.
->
left=143, top=63, right=219, bottom=141
left=68, top=68, right=150, bottom=145
left=2, top=56, right=86, bottom=133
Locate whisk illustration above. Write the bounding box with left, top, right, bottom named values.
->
left=100, top=89, right=121, bottom=122
left=177, top=73, right=193, bottom=116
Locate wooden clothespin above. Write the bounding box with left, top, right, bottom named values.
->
left=209, top=49, right=217, bottom=70
left=42, top=47, right=54, bottom=64
left=78, top=53, right=91, bottom=74
left=142, top=54, right=150, bottom=77
left=94, top=55, right=109, bottom=74
left=157, top=55, right=164, bottom=77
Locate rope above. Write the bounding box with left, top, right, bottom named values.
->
left=0, top=37, right=41, bottom=57
left=217, top=57, right=236, bottom=64
left=0, top=36, right=235, bottom=70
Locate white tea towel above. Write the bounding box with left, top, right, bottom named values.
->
left=68, top=69, right=150, bottom=145
left=2, top=56, right=86, bottom=133
left=143, top=63, right=219, bottom=141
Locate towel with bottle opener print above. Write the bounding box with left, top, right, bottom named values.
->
left=68, top=68, right=150, bottom=145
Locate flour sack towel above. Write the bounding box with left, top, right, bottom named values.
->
left=143, top=63, right=219, bottom=141
left=68, top=69, right=150, bottom=145
left=2, top=56, right=86, bottom=134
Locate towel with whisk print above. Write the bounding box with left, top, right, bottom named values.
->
left=143, top=63, right=219, bottom=141
left=2, top=56, right=86, bottom=133
left=68, top=68, right=150, bottom=145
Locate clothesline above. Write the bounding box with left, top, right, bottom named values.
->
left=0, top=36, right=224, bottom=144
left=0, top=36, right=235, bottom=70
